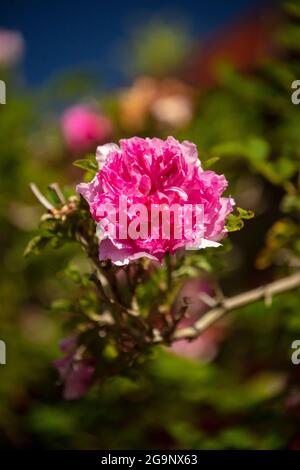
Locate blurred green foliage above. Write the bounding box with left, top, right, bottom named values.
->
left=123, top=19, right=191, bottom=77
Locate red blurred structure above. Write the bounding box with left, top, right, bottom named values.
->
left=185, top=4, right=279, bottom=87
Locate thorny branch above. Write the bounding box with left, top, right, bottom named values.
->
left=170, top=271, right=300, bottom=342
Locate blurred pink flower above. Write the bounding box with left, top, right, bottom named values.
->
left=171, top=278, right=227, bottom=362
left=172, top=326, right=225, bottom=362
left=61, top=105, right=113, bottom=154
left=0, top=29, right=24, bottom=66
left=53, top=337, right=95, bottom=400
left=77, top=137, right=234, bottom=265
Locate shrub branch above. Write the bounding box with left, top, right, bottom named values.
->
left=171, top=271, right=300, bottom=341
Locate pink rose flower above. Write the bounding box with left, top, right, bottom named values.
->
left=53, top=337, right=95, bottom=400
left=61, top=105, right=113, bottom=154
left=77, top=137, right=234, bottom=265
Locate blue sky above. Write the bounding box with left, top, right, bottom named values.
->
left=1, top=0, right=276, bottom=87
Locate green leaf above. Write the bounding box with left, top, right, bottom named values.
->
left=50, top=299, right=73, bottom=312
left=73, top=157, right=97, bottom=172
left=226, top=207, right=254, bottom=232
left=225, top=214, right=245, bottom=232
left=237, top=207, right=255, bottom=220
left=211, top=137, right=269, bottom=162
left=281, top=194, right=300, bottom=213
left=284, top=0, right=300, bottom=19
left=275, top=157, right=297, bottom=180
left=63, top=264, right=90, bottom=286
left=202, top=156, right=220, bottom=169
left=24, top=235, right=51, bottom=258
left=247, top=138, right=270, bottom=162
